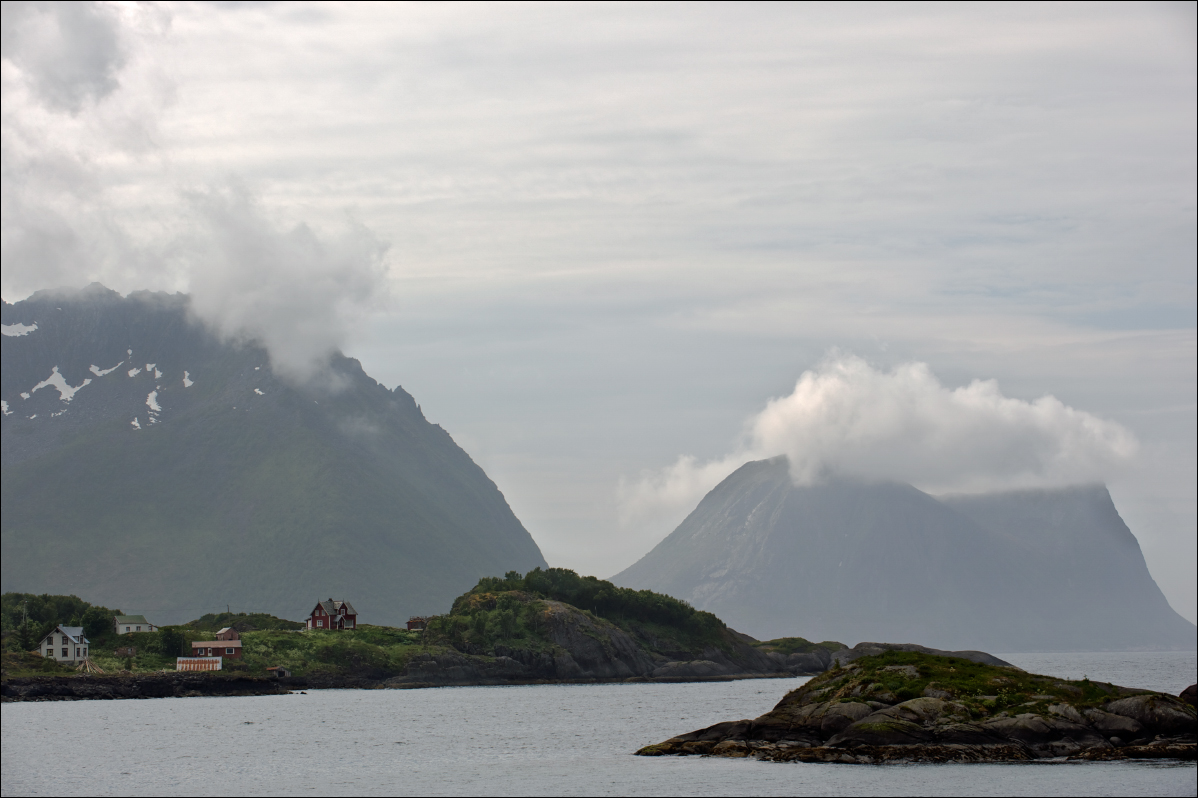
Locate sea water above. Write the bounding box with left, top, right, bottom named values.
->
left=2, top=651, right=1195, bottom=797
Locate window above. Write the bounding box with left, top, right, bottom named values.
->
left=61, top=635, right=69, bottom=644
left=317, top=619, right=323, bottom=628
left=62, top=648, right=68, bottom=657
left=226, top=648, right=234, bottom=655
left=136, top=626, right=141, bottom=632
left=125, top=626, right=131, bottom=632
left=46, top=648, right=52, bottom=657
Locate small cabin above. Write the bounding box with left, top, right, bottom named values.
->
left=407, top=616, right=429, bottom=631
left=39, top=625, right=89, bottom=664
left=191, top=638, right=243, bottom=658
left=114, top=615, right=158, bottom=635
left=215, top=627, right=240, bottom=641
left=306, top=599, right=357, bottom=630
left=266, top=666, right=292, bottom=678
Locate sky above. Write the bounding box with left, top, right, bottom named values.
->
left=2, top=2, right=1195, bottom=621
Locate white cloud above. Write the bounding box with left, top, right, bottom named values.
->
left=619, top=354, right=1139, bottom=531
left=181, top=184, right=389, bottom=382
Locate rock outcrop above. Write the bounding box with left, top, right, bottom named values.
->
left=637, top=651, right=1197, bottom=763
left=1, top=673, right=287, bottom=701
left=383, top=599, right=787, bottom=687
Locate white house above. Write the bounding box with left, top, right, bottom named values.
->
left=39, top=626, right=89, bottom=664
left=114, top=614, right=158, bottom=634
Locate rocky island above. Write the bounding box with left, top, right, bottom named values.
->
left=637, top=649, right=1197, bottom=763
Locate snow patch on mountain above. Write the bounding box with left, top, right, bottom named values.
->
left=146, top=391, right=161, bottom=412
left=182, top=371, right=194, bottom=387
left=1, top=322, right=38, bottom=337
left=90, top=362, right=124, bottom=377
left=31, top=367, right=92, bottom=402
left=131, top=418, right=141, bottom=429
left=254, top=388, right=264, bottom=395
left=1, top=400, right=9, bottom=416
left=127, top=367, right=142, bottom=377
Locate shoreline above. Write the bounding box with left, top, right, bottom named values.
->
left=1, top=670, right=804, bottom=702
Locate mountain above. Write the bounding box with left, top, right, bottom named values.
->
left=1, top=284, right=547, bottom=624
left=611, top=457, right=1195, bottom=651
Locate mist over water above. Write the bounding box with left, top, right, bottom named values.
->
left=3, top=653, right=1194, bottom=797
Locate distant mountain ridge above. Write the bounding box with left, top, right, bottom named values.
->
left=1, top=284, right=547, bottom=624
left=612, top=457, right=1195, bottom=651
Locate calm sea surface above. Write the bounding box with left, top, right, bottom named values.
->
left=3, top=651, right=1195, bottom=797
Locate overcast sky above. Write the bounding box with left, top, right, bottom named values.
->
left=2, top=2, right=1195, bottom=621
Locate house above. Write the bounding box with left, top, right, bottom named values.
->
left=114, top=614, right=158, bottom=634
left=215, top=627, right=239, bottom=641
left=266, top=666, right=292, bottom=678
left=176, top=657, right=222, bottom=671
left=306, top=598, right=357, bottom=630
left=190, top=637, right=242, bottom=658
left=39, top=626, right=89, bottom=664
left=407, top=616, right=429, bottom=631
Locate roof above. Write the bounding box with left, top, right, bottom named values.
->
left=216, top=627, right=234, bottom=635
left=43, top=625, right=89, bottom=645
left=313, top=599, right=357, bottom=616
left=114, top=615, right=151, bottom=625
left=192, top=640, right=242, bottom=647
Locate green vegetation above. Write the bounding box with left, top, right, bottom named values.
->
left=782, top=651, right=1151, bottom=720
left=466, top=568, right=725, bottom=642
left=185, top=611, right=304, bottom=633
left=2, top=571, right=748, bottom=681
left=2, top=592, right=123, bottom=652
left=754, top=637, right=845, bottom=656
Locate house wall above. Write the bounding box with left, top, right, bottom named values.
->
left=115, top=622, right=157, bottom=634
left=190, top=644, right=242, bottom=658
left=40, top=633, right=86, bottom=663
left=307, top=608, right=357, bottom=629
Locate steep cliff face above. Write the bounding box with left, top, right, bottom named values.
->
left=612, top=457, right=1195, bottom=651
left=1, top=285, right=546, bottom=624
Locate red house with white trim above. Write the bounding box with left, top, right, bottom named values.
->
left=307, top=598, right=357, bottom=630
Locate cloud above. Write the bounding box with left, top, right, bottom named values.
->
left=0, top=1, right=127, bottom=114
left=1, top=3, right=390, bottom=383
left=619, top=353, right=1138, bottom=530
left=182, top=184, right=389, bottom=382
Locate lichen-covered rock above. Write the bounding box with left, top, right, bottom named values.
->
left=634, top=651, right=1196, bottom=763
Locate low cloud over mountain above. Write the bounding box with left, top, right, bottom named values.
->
left=619, top=354, right=1137, bottom=536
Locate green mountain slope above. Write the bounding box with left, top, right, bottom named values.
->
left=1, top=285, right=546, bottom=624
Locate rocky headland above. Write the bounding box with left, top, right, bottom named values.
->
left=637, top=651, right=1197, bottom=763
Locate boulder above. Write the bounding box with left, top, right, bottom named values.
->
left=1083, top=708, right=1142, bottom=737
left=1104, top=695, right=1197, bottom=737
left=1181, top=684, right=1197, bottom=709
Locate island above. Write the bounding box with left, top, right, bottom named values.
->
left=636, top=649, right=1197, bottom=762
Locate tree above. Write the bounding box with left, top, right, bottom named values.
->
left=495, top=609, right=517, bottom=639
left=15, top=621, right=36, bottom=652
left=156, top=627, right=185, bottom=657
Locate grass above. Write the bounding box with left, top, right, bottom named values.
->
left=753, top=637, right=845, bottom=656
left=777, top=650, right=1153, bottom=721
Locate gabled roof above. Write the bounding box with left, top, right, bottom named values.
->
left=42, top=625, right=89, bottom=645
left=313, top=599, right=357, bottom=616
left=114, top=615, right=151, bottom=625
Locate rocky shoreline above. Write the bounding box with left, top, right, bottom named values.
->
left=1, top=673, right=288, bottom=701
left=637, top=651, right=1197, bottom=763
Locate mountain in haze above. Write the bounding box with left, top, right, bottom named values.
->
left=612, top=456, right=1195, bottom=651
left=1, top=284, right=546, bottom=624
